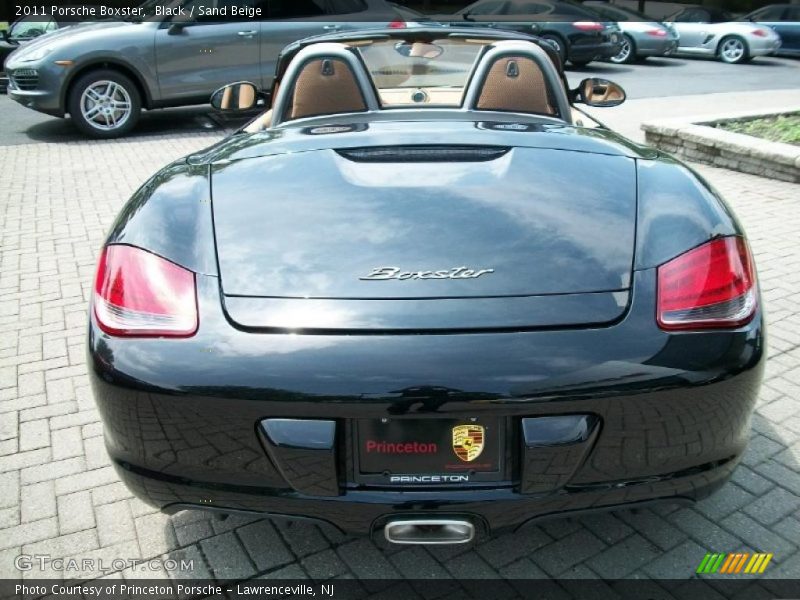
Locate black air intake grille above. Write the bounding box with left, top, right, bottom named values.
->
left=337, top=146, right=509, bottom=163
left=9, top=68, right=38, bottom=91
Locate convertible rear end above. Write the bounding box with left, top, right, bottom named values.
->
left=88, top=119, right=764, bottom=541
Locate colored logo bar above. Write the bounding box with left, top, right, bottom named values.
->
left=696, top=552, right=773, bottom=574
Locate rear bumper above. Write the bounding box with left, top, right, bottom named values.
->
left=88, top=270, right=764, bottom=536
left=749, top=37, right=782, bottom=57
left=122, top=459, right=733, bottom=537
left=637, top=37, right=680, bottom=56
left=569, top=39, right=621, bottom=62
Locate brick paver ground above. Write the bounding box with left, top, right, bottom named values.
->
left=0, top=123, right=798, bottom=591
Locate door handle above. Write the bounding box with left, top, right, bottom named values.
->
left=237, top=30, right=257, bottom=37
left=323, top=24, right=341, bottom=31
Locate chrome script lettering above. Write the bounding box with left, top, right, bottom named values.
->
left=360, top=267, right=494, bottom=281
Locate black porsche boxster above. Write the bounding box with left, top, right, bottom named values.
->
left=89, top=28, right=764, bottom=545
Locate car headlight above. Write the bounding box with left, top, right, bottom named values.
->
left=16, top=45, right=55, bottom=63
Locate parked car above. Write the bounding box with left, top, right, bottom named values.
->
left=745, top=3, right=800, bottom=57
left=1, top=9, right=99, bottom=93
left=583, top=1, right=679, bottom=63
left=666, top=5, right=782, bottom=63
left=4, top=0, right=409, bottom=137
left=444, top=0, right=622, bottom=67
left=88, top=27, right=764, bottom=543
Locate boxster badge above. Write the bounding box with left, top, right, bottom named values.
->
left=452, top=425, right=485, bottom=462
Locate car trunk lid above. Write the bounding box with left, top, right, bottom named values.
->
left=212, top=145, right=636, bottom=332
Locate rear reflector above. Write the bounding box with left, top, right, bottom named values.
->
left=94, top=245, right=198, bottom=337
left=751, top=29, right=768, bottom=37
left=646, top=29, right=668, bottom=37
left=573, top=21, right=604, bottom=31
left=388, top=19, right=406, bottom=29
left=657, top=237, right=757, bottom=330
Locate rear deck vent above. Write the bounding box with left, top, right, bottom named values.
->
left=337, top=145, right=509, bottom=163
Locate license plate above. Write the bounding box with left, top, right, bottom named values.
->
left=356, top=418, right=502, bottom=480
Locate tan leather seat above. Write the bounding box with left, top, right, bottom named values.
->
left=237, top=83, right=255, bottom=109
left=288, top=58, right=367, bottom=120
left=476, top=56, right=554, bottom=116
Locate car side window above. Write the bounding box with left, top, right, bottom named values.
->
left=754, top=6, right=786, bottom=20
left=674, top=9, right=707, bottom=23
left=599, top=7, right=629, bottom=22
left=786, top=6, right=800, bottom=21
left=710, top=10, right=734, bottom=23
left=508, top=1, right=552, bottom=15
left=267, top=0, right=327, bottom=18
left=467, top=1, right=507, bottom=16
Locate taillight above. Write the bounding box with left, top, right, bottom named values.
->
left=657, top=237, right=757, bottom=331
left=646, top=29, right=668, bottom=37
left=93, top=245, right=198, bottom=337
left=388, top=19, right=406, bottom=29
left=751, top=29, right=768, bottom=37
left=573, top=21, right=604, bottom=32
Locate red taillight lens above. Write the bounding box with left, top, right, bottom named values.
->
left=93, top=245, right=198, bottom=337
left=573, top=21, right=604, bottom=31
left=646, top=29, right=668, bottom=37
left=657, top=237, right=757, bottom=331
left=752, top=29, right=768, bottom=37
left=388, top=19, right=406, bottom=29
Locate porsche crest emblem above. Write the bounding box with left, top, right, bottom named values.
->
left=452, top=425, right=485, bottom=462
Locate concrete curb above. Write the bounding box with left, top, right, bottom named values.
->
left=642, top=107, right=800, bottom=183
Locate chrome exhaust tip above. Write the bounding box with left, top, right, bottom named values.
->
left=384, top=519, right=475, bottom=545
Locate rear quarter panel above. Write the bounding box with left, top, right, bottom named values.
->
left=635, top=156, right=742, bottom=270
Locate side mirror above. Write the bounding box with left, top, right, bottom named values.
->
left=168, top=23, right=184, bottom=35
left=574, top=78, right=626, bottom=107
left=0, top=29, right=9, bottom=42
left=210, top=81, right=261, bottom=112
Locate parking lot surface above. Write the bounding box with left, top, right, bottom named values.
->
left=0, top=57, right=799, bottom=594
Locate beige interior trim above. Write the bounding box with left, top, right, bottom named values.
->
left=289, top=58, right=367, bottom=120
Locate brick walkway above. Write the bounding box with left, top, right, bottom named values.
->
left=0, top=128, right=798, bottom=590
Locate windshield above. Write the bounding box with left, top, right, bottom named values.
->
left=357, top=38, right=485, bottom=107
left=10, top=15, right=56, bottom=38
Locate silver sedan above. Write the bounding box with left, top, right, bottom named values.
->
left=666, top=6, right=782, bottom=63
left=584, top=2, right=679, bottom=64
